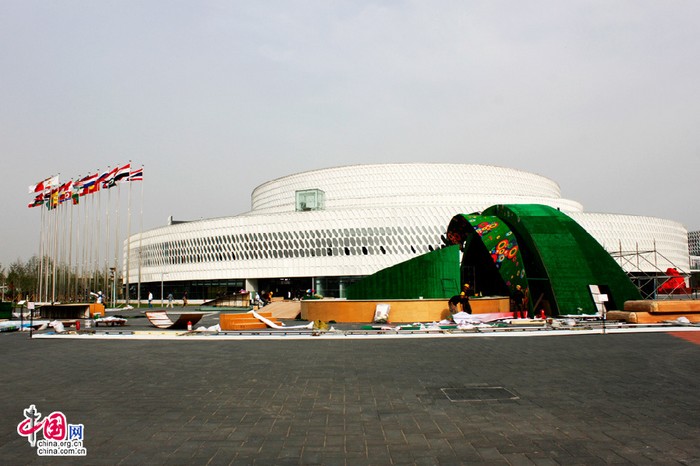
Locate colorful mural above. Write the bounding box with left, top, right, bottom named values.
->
left=446, top=214, right=531, bottom=314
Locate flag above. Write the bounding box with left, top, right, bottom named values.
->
left=78, top=173, right=98, bottom=196
left=28, top=175, right=59, bottom=194
left=98, top=167, right=117, bottom=189
left=114, top=163, right=131, bottom=183
left=28, top=194, right=44, bottom=208
left=71, top=184, right=81, bottom=205
left=46, top=189, right=59, bottom=210
left=78, top=173, right=97, bottom=187
left=129, top=166, right=143, bottom=181
left=28, top=179, right=47, bottom=194
left=59, top=181, right=73, bottom=203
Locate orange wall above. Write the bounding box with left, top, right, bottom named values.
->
left=301, top=297, right=510, bottom=323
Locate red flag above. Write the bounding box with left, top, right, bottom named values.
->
left=59, top=181, right=73, bottom=203
left=129, top=166, right=143, bottom=181
left=28, top=175, right=59, bottom=194
left=113, top=163, right=131, bottom=183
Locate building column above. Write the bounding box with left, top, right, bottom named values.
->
left=245, top=278, right=258, bottom=294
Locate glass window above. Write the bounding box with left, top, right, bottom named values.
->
left=295, top=189, right=326, bottom=211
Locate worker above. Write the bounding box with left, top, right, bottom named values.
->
left=512, top=284, right=526, bottom=318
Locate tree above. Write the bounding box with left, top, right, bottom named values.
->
left=6, top=257, right=39, bottom=301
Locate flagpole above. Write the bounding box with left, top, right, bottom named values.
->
left=44, top=205, right=50, bottom=303
left=137, top=166, right=144, bottom=306
left=113, top=179, right=121, bottom=306
left=67, top=184, right=74, bottom=302
left=94, top=171, right=101, bottom=297
left=71, top=180, right=81, bottom=301
left=126, top=167, right=133, bottom=306
left=52, top=176, right=60, bottom=303
left=38, top=201, right=45, bottom=303
left=41, top=207, right=46, bottom=303
left=78, top=188, right=84, bottom=301
left=88, top=187, right=94, bottom=298
left=59, top=195, right=67, bottom=301
left=57, top=190, right=65, bottom=301
left=82, top=188, right=89, bottom=302
left=42, top=192, right=49, bottom=303
left=104, top=168, right=111, bottom=300
left=81, top=189, right=90, bottom=299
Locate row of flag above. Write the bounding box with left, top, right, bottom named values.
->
left=27, top=164, right=144, bottom=209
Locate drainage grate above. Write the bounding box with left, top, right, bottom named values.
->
left=441, top=386, right=519, bottom=402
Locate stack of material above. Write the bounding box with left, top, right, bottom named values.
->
left=607, top=300, right=700, bottom=324
left=219, top=311, right=283, bottom=330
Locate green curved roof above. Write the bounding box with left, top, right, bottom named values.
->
left=482, top=204, right=641, bottom=314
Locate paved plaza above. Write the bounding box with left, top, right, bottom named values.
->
left=1, top=317, right=699, bottom=465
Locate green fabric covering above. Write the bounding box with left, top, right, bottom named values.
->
left=447, top=214, right=531, bottom=313
left=483, top=204, right=642, bottom=315
left=0, top=302, right=11, bottom=319
left=346, top=245, right=461, bottom=300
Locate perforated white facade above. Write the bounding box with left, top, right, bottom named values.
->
left=689, top=230, right=700, bottom=270
left=124, top=163, right=690, bottom=297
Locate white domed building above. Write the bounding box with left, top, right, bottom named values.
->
left=124, top=164, right=690, bottom=301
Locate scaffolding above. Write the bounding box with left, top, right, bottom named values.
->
left=610, top=240, right=697, bottom=300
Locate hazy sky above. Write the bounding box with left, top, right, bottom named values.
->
left=2, top=0, right=699, bottom=267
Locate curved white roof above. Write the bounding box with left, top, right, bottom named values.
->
left=250, top=163, right=576, bottom=214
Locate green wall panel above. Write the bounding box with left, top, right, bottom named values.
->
left=346, top=245, right=461, bottom=300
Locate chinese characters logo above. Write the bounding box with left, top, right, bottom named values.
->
left=17, top=405, right=87, bottom=456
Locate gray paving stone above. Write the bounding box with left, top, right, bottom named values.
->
left=1, top=330, right=699, bottom=464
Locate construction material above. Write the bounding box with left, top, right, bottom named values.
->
left=219, top=311, right=282, bottom=330
left=608, top=300, right=700, bottom=323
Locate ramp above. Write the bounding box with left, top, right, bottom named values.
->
left=263, top=301, right=302, bottom=319
left=145, top=311, right=205, bottom=329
